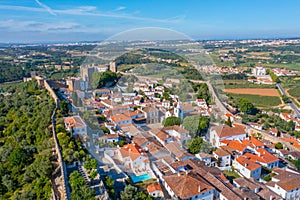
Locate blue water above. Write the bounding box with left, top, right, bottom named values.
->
left=130, top=174, right=151, bottom=183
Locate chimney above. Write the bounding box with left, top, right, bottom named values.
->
left=198, top=185, right=201, bottom=193
left=177, top=172, right=180, bottom=177
left=245, top=163, right=248, bottom=167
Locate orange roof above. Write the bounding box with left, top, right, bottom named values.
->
left=147, top=183, right=162, bottom=193
left=123, top=110, right=141, bottom=117
left=236, top=156, right=261, bottom=171
left=294, top=143, right=300, bottom=149
left=111, top=114, right=131, bottom=123
left=220, top=139, right=231, bottom=145
left=241, top=136, right=264, bottom=148
left=225, top=113, right=233, bottom=117
left=212, top=124, right=246, bottom=138
left=227, top=140, right=247, bottom=152
left=244, top=149, right=279, bottom=164
left=151, top=129, right=171, bottom=141
left=64, top=115, right=86, bottom=128
left=249, top=137, right=265, bottom=147
left=163, top=173, right=214, bottom=199
left=119, top=143, right=147, bottom=161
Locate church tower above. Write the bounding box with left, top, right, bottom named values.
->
left=174, top=101, right=184, bottom=120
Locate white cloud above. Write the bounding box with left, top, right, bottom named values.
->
left=0, top=4, right=184, bottom=23
left=0, top=20, right=79, bottom=32
left=35, top=0, right=56, bottom=16
left=115, top=6, right=126, bottom=11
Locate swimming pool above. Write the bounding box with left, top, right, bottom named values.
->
left=130, top=173, right=151, bottom=183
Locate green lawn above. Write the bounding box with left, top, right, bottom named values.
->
left=223, top=170, right=240, bottom=181
left=227, top=93, right=282, bottom=108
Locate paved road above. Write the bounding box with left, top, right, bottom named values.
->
left=277, top=83, right=300, bottom=118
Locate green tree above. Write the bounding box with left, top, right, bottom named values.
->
left=182, top=115, right=209, bottom=137
left=120, top=185, right=138, bottom=200
left=120, top=184, right=152, bottom=200
left=162, top=116, right=181, bottom=127
left=275, top=142, right=283, bottom=149
left=295, top=158, right=300, bottom=171
left=188, top=137, right=203, bottom=154
left=69, top=171, right=95, bottom=200
left=91, top=72, right=102, bottom=89
left=93, top=71, right=118, bottom=88
left=239, top=98, right=255, bottom=113
left=101, top=126, right=110, bottom=134
left=225, top=117, right=232, bottom=127
left=90, top=159, right=98, bottom=169
left=59, top=100, right=69, bottom=116
left=105, top=176, right=114, bottom=189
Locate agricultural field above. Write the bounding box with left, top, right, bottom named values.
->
left=227, top=93, right=282, bottom=108
left=288, top=87, right=300, bottom=102
left=224, top=88, right=280, bottom=97
left=223, top=79, right=275, bottom=89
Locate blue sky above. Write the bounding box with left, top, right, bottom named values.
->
left=0, top=0, right=299, bottom=43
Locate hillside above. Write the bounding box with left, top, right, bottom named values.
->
left=0, top=81, right=55, bottom=199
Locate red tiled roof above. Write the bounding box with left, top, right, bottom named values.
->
left=212, top=124, right=246, bottom=138
left=236, top=156, right=261, bottom=171
left=244, top=149, right=279, bottom=164
left=163, top=172, right=214, bottom=199
left=147, top=183, right=162, bottom=193
left=119, top=143, right=146, bottom=161
left=227, top=140, right=247, bottom=152
left=111, top=114, right=131, bottom=123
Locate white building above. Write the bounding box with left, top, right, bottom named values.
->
left=162, top=125, right=190, bottom=142
left=64, top=115, right=87, bottom=136
left=233, top=156, right=261, bottom=180
left=213, top=147, right=231, bottom=167
left=252, top=66, right=266, bottom=76
left=266, top=168, right=300, bottom=199
left=147, top=183, right=164, bottom=198
left=118, top=143, right=150, bottom=174
left=210, top=124, right=247, bottom=147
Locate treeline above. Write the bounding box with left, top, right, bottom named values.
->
left=115, top=48, right=188, bottom=66
left=191, top=82, right=212, bottom=104
left=221, top=73, right=247, bottom=80
left=0, top=81, right=55, bottom=199
left=0, top=62, right=31, bottom=83
left=267, top=69, right=280, bottom=83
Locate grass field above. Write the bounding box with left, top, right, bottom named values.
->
left=224, top=88, right=280, bottom=97
left=289, top=87, right=300, bottom=101
left=227, top=93, right=282, bottom=107
left=223, top=170, right=240, bottom=181
left=261, top=63, right=300, bottom=71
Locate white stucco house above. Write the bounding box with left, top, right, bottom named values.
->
left=64, top=115, right=87, bottom=136
left=210, top=124, right=247, bottom=147
left=233, top=156, right=261, bottom=180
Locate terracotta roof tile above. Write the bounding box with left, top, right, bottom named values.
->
left=147, top=183, right=162, bottom=193
left=163, top=172, right=214, bottom=199
left=236, top=156, right=261, bottom=171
